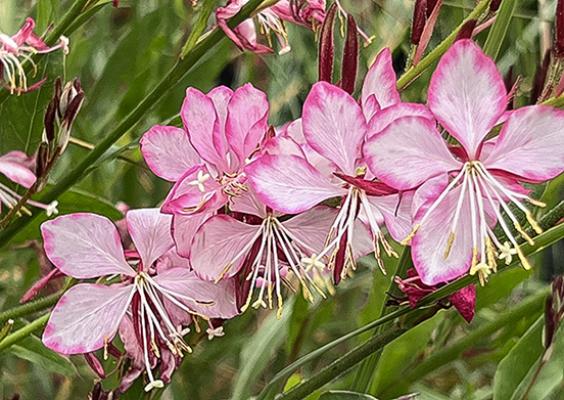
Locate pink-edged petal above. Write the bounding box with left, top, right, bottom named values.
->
left=140, top=125, right=199, bottom=182
left=482, top=105, right=564, bottom=181
left=208, top=86, right=234, bottom=162
left=43, top=283, right=134, bottom=355
left=363, top=116, right=461, bottom=190
left=367, top=102, right=433, bottom=138
left=190, top=215, right=262, bottom=281
left=171, top=212, right=214, bottom=259
left=428, top=39, right=507, bottom=158
left=226, top=83, right=269, bottom=166
left=262, top=135, right=306, bottom=159
left=154, top=267, right=239, bottom=319
left=118, top=316, right=144, bottom=369
left=361, top=48, right=401, bottom=120
left=245, top=154, right=346, bottom=214
left=182, top=88, right=228, bottom=172
left=41, top=213, right=135, bottom=279
left=229, top=187, right=268, bottom=218
left=412, top=180, right=473, bottom=286
left=126, top=209, right=174, bottom=268
left=0, top=156, right=36, bottom=188
left=365, top=191, right=414, bottom=242
left=281, top=205, right=338, bottom=254
left=161, top=165, right=227, bottom=215
left=303, top=82, right=367, bottom=175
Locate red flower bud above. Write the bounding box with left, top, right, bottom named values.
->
left=318, top=4, right=338, bottom=82
left=411, top=0, right=427, bottom=45
left=340, top=15, right=359, bottom=94
left=555, top=0, right=564, bottom=56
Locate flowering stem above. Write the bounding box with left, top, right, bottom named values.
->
left=379, top=288, right=549, bottom=397
left=397, top=0, right=491, bottom=90
left=0, top=188, right=36, bottom=230
left=0, top=290, right=65, bottom=324
left=0, top=0, right=267, bottom=246
left=0, top=313, right=49, bottom=353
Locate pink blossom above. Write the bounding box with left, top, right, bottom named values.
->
left=216, top=0, right=325, bottom=55
left=245, top=49, right=425, bottom=283
left=363, top=40, right=564, bottom=286
left=41, top=209, right=238, bottom=392
left=0, top=150, right=58, bottom=216
left=0, top=18, right=69, bottom=94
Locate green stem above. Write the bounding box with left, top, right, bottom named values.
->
left=181, top=0, right=219, bottom=58
left=396, top=0, right=491, bottom=90
left=0, top=290, right=64, bottom=324
left=380, top=288, right=549, bottom=397
left=0, top=0, right=267, bottom=246
left=0, top=313, right=49, bottom=352
left=352, top=248, right=412, bottom=391
left=542, top=95, right=564, bottom=108
left=277, top=310, right=440, bottom=400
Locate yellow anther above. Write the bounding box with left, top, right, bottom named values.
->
left=514, top=222, right=535, bottom=246
left=516, top=247, right=533, bottom=270
left=470, top=262, right=494, bottom=286
left=401, top=224, right=420, bottom=246
left=443, top=232, right=456, bottom=259
left=525, top=211, right=543, bottom=235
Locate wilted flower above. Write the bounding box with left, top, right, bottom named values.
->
left=364, top=40, right=564, bottom=286
left=216, top=0, right=325, bottom=54
left=0, top=18, right=68, bottom=94
left=42, top=209, right=238, bottom=392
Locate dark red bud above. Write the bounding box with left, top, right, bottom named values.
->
left=62, top=92, right=84, bottom=128
left=333, top=232, right=348, bottom=285
left=84, top=353, right=106, bottom=379
left=318, top=3, right=338, bottom=82
left=555, top=0, right=564, bottom=56
left=531, top=50, right=551, bottom=103
left=427, top=0, right=440, bottom=17
left=44, top=100, right=57, bottom=142
left=490, top=0, right=502, bottom=12
left=340, top=15, right=359, bottom=95
left=455, top=19, right=477, bottom=41
left=411, top=0, right=427, bottom=45
left=35, top=142, right=50, bottom=181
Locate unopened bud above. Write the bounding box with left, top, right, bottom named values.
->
left=318, top=3, right=338, bottom=82
left=35, top=142, right=50, bottom=184
left=531, top=50, right=551, bottom=103
left=455, top=19, right=477, bottom=41
left=84, top=353, right=106, bottom=379
left=411, top=0, right=427, bottom=45
left=490, top=0, right=502, bottom=12
left=556, top=0, right=564, bottom=57
left=340, top=15, right=358, bottom=94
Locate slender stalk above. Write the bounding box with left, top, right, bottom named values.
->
left=352, top=249, right=412, bottom=391
left=379, top=288, right=550, bottom=396
left=0, top=313, right=49, bottom=352
left=0, top=291, right=65, bottom=324
left=397, top=0, right=491, bottom=89
left=0, top=0, right=267, bottom=245
left=277, top=309, right=440, bottom=400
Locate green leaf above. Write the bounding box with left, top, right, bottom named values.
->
left=8, top=335, right=77, bottom=376
left=483, top=0, right=517, bottom=60
left=231, top=299, right=293, bottom=400
left=319, top=390, right=379, bottom=400
left=493, top=316, right=544, bottom=400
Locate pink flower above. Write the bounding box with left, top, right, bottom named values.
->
left=395, top=268, right=476, bottom=323
left=363, top=40, right=564, bottom=286
left=189, top=186, right=341, bottom=316
left=246, top=49, right=425, bottom=283
left=0, top=18, right=69, bottom=94
left=0, top=150, right=58, bottom=215
left=216, top=0, right=325, bottom=54
left=41, top=209, right=238, bottom=392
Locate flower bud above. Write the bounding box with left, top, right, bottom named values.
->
left=84, top=352, right=106, bottom=379
left=411, top=0, right=427, bottom=45
left=340, top=15, right=358, bottom=94
left=318, top=3, right=338, bottom=82
left=490, top=0, right=502, bottom=12
left=531, top=50, right=551, bottom=103
left=555, top=0, right=564, bottom=57
left=455, top=19, right=477, bottom=41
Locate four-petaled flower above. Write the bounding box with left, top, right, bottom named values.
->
left=41, top=209, right=238, bottom=392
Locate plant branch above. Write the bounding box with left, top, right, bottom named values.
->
left=0, top=290, right=65, bottom=324
left=0, top=313, right=49, bottom=352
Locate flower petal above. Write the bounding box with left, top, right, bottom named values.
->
left=226, top=83, right=269, bottom=167
left=182, top=88, right=228, bottom=172
left=367, top=102, right=433, bottom=138
left=154, top=268, right=239, bottom=319
left=126, top=209, right=174, bottom=268
left=171, top=212, right=214, bottom=259
left=208, top=86, right=234, bottom=163
left=229, top=187, right=267, bottom=218
left=412, top=181, right=473, bottom=285
left=140, top=125, right=199, bottom=182
left=361, top=48, right=401, bottom=120
left=0, top=154, right=36, bottom=188
left=41, top=213, right=135, bottom=279
left=303, top=82, right=367, bottom=175
left=482, top=105, right=564, bottom=181
left=363, top=116, right=461, bottom=190
left=428, top=39, right=507, bottom=158
left=245, top=154, right=346, bottom=214
left=365, top=191, right=414, bottom=242
left=190, top=215, right=262, bottom=281
left=43, top=284, right=134, bottom=354
left=281, top=205, right=338, bottom=254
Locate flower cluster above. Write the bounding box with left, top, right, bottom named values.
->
left=40, top=39, right=564, bottom=392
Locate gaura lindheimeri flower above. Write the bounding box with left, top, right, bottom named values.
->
left=190, top=186, right=343, bottom=316
left=0, top=150, right=58, bottom=216
left=0, top=18, right=69, bottom=94
left=246, top=49, right=423, bottom=283
left=216, top=0, right=325, bottom=55
left=363, top=39, right=564, bottom=286
left=395, top=268, right=476, bottom=323
left=41, top=209, right=238, bottom=392
left=142, top=84, right=268, bottom=218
